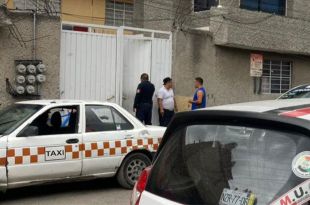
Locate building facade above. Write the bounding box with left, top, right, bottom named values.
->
left=2, top=0, right=310, bottom=108
left=61, top=0, right=143, bottom=31
left=141, top=0, right=310, bottom=107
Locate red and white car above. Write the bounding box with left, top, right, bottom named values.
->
left=132, top=99, right=310, bottom=205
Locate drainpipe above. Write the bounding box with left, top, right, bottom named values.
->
left=32, top=10, right=36, bottom=60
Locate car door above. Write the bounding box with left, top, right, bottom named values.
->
left=82, top=104, right=137, bottom=175
left=7, top=105, right=83, bottom=184
left=0, top=135, right=7, bottom=190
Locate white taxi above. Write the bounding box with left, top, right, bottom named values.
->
left=0, top=100, right=165, bottom=192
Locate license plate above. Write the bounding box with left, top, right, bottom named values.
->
left=219, top=188, right=253, bottom=205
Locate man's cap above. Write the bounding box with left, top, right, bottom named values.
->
left=163, top=77, right=172, bottom=85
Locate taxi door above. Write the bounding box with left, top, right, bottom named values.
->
left=82, top=104, right=137, bottom=175
left=7, top=105, right=83, bottom=185
left=0, top=135, right=7, bottom=191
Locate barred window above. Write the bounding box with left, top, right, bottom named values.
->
left=240, top=0, right=286, bottom=15
left=261, top=60, right=292, bottom=94
left=105, top=0, right=134, bottom=26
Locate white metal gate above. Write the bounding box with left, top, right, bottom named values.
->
left=122, top=35, right=172, bottom=124
left=60, top=22, right=172, bottom=125
left=122, top=36, right=151, bottom=112
left=60, top=30, right=118, bottom=103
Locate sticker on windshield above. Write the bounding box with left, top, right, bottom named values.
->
left=219, top=188, right=256, bottom=205
left=292, top=151, right=310, bottom=178
left=45, top=146, right=66, bottom=161
left=270, top=179, right=310, bottom=205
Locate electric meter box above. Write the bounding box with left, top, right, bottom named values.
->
left=12, top=60, right=46, bottom=97
left=27, top=65, right=36, bottom=74
left=36, top=63, right=46, bottom=73
left=16, top=75, right=26, bottom=84
left=15, top=86, right=25, bottom=95
left=25, top=85, right=36, bottom=94
left=16, top=64, right=26, bottom=74
left=36, top=74, right=46, bottom=83
left=26, top=75, right=36, bottom=84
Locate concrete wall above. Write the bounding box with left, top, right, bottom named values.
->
left=171, top=30, right=275, bottom=108
left=212, top=47, right=310, bottom=105
left=210, top=7, right=310, bottom=56
left=142, top=0, right=175, bottom=31
left=172, top=30, right=310, bottom=109
left=0, top=13, right=60, bottom=106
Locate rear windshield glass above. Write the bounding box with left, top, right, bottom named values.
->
left=280, top=85, right=310, bottom=99
left=146, top=125, right=310, bottom=205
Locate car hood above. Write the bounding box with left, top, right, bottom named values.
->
left=145, top=125, right=166, bottom=131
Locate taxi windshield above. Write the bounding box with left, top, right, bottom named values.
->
left=147, top=124, right=310, bottom=205
left=0, top=104, right=43, bottom=135
left=279, top=85, right=310, bottom=99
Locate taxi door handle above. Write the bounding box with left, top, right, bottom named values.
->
left=125, top=135, right=134, bottom=139
left=66, top=138, right=79, bottom=144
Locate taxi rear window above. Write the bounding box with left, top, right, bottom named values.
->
left=146, top=124, right=310, bottom=205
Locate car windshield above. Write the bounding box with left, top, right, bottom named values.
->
left=279, top=85, right=310, bottom=99
left=0, top=104, right=43, bottom=135
left=146, top=124, right=310, bottom=205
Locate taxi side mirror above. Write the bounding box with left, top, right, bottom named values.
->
left=17, top=125, right=39, bottom=137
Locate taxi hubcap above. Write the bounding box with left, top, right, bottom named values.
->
left=127, top=159, right=147, bottom=184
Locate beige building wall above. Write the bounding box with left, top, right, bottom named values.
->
left=61, top=0, right=105, bottom=25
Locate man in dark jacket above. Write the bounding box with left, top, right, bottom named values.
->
left=133, top=73, right=155, bottom=125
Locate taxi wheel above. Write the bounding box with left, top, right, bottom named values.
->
left=117, top=152, right=151, bottom=189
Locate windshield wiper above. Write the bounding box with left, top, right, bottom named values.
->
left=0, top=120, right=17, bottom=126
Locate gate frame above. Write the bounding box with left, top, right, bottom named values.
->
left=61, top=21, right=172, bottom=106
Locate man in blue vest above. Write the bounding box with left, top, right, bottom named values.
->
left=188, top=77, right=207, bottom=110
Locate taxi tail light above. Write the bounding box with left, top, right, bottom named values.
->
left=131, top=166, right=152, bottom=205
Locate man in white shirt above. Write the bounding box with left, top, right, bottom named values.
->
left=157, top=77, right=178, bottom=126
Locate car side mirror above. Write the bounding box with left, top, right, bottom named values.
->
left=18, top=125, right=39, bottom=137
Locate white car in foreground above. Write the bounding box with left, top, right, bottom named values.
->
left=0, top=100, right=165, bottom=192
left=132, top=99, right=310, bottom=205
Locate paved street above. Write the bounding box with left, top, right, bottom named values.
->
left=0, top=178, right=131, bottom=205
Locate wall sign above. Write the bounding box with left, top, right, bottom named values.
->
left=250, top=54, right=263, bottom=77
